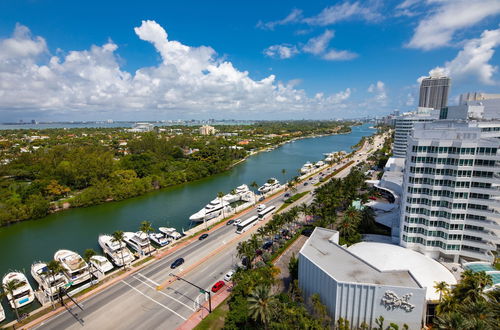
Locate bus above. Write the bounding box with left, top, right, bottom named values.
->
left=258, top=205, right=276, bottom=219
left=236, top=215, right=259, bottom=234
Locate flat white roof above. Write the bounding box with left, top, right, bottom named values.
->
left=348, top=242, right=457, bottom=301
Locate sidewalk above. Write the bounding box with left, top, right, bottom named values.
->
left=177, top=285, right=232, bottom=330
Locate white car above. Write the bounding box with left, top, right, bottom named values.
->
left=233, top=218, right=242, bottom=226
left=257, top=204, right=266, bottom=212
left=224, top=270, right=235, bottom=282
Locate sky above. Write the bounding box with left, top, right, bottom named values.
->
left=0, top=0, right=499, bottom=122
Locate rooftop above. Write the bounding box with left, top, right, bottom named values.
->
left=300, top=228, right=421, bottom=288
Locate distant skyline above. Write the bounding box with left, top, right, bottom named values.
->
left=0, top=0, right=499, bottom=121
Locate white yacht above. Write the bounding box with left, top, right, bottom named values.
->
left=89, top=255, right=114, bottom=274
left=2, top=272, right=35, bottom=309
left=258, top=178, right=280, bottom=193
left=31, top=262, right=69, bottom=297
left=315, top=160, right=325, bottom=168
left=222, top=184, right=251, bottom=203
left=189, top=198, right=231, bottom=222
left=159, top=227, right=182, bottom=240
left=123, top=232, right=155, bottom=256
left=98, top=235, right=135, bottom=267
left=0, top=301, right=5, bottom=323
left=54, top=250, right=91, bottom=286
left=149, top=232, right=170, bottom=247
left=300, top=162, right=314, bottom=174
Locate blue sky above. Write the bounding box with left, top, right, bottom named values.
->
left=0, top=0, right=499, bottom=121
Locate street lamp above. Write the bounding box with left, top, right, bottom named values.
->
left=169, top=273, right=212, bottom=313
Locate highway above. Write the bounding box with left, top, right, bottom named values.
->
left=32, top=133, right=386, bottom=330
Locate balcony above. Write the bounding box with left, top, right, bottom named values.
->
left=465, top=217, right=500, bottom=230
left=460, top=247, right=494, bottom=262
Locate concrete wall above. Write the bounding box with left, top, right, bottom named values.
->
left=299, top=254, right=426, bottom=329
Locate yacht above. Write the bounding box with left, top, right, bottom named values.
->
left=222, top=184, right=251, bottom=203
left=31, top=262, right=69, bottom=297
left=89, top=255, right=114, bottom=274
left=159, top=227, right=182, bottom=240
left=315, top=160, right=325, bottom=168
left=0, top=301, right=5, bottom=323
left=258, top=178, right=280, bottom=193
left=149, top=232, right=170, bottom=247
left=123, top=232, right=155, bottom=256
left=189, top=198, right=231, bottom=222
left=300, top=162, right=314, bottom=174
left=98, top=235, right=135, bottom=267
left=2, top=272, right=35, bottom=309
left=54, top=250, right=91, bottom=285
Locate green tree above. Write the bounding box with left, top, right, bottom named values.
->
left=45, top=260, right=65, bottom=309
left=83, top=249, right=97, bottom=282
left=1, top=278, right=26, bottom=320
left=139, top=220, right=154, bottom=255
left=112, top=230, right=127, bottom=269
left=434, top=281, right=449, bottom=302
left=247, top=285, right=276, bottom=328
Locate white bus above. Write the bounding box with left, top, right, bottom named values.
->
left=236, top=215, right=259, bottom=234
left=258, top=205, right=276, bottom=219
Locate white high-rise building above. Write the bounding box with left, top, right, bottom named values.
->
left=393, top=108, right=439, bottom=158
left=400, top=120, right=500, bottom=263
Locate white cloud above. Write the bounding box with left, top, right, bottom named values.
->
left=322, top=49, right=358, bottom=61
left=263, top=44, right=299, bottom=59
left=303, top=1, right=382, bottom=26
left=407, top=0, right=500, bottom=50
left=303, top=30, right=335, bottom=55
left=427, top=28, right=500, bottom=85
left=257, top=8, right=302, bottom=30
left=367, top=81, right=387, bottom=104
left=0, top=21, right=356, bottom=119
left=405, top=93, right=415, bottom=106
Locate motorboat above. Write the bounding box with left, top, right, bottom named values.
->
left=2, top=272, right=35, bottom=309
left=159, top=227, right=182, bottom=240
left=222, top=184, right=251, bottom=203
left=54, top=250, right=91, bottom=286
left=31, top=262, right=69, bottom=297
left=89, top=255, right=114, bottom=274
left=123, top=232, right=155, bottom=256
left=300, top=162, right=314, bottom=174
left=149, top=232, right=170, bottom=247
left=0, top=301, right=5, bottom=323
left=189, top=198, right=231, bottom=222
left=258, top=178, right=280, bottom=193
left=315, top=160, right=325, bottom=168
left=98, top=235, right=135, bottom=267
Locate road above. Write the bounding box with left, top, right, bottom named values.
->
left=32, top=132, right=386, bottom=330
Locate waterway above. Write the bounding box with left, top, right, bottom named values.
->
left=0, top=123, right=374, bottom=321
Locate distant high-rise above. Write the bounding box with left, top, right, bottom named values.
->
left=418, top=76, right=450, bottom=109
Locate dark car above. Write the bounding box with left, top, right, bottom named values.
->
left=170, top=258, right=185, bottom=269
left=301, top=227, right=314, bottom=237
left=241, top=256, right=249, bottom=267
left=211, top=280, right=225, bottom=293
left=226, top=219, right=235, bottom=225
left=304, top=182, right=309, bottom=186
left=309, top=177, right=313, bottom=180
left=284, top=193, right=290, bottom=198
left=262, top=241, right=273, bottom=250
left=258, top=196, right=265, bottom=201
left=199, top=233, right=209, bottom=240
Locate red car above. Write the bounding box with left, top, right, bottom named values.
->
left=369, top=196, right=377, bottom=200
left=211, top=280, right=225, bottom=293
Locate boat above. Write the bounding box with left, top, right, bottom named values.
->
left=159, top=227, right=182, bottom=240
left=89, top=255, right=114, bottom=274
left=300, top=162, right=314, bottom=174
left=54, top=250, right=91, bottom=286
left=31, top=262, right=69, bottom=297
left=123, top=232, right=155, bottom=256
left=149, top=232, right=170, bottom=247
left=315, top=160, right=325, bottom=168
left=2, top=272, right=35, bottom=309
left=258, top=178, right=280, bottom=193
left=222, top=184, right=251, bottom=203
left=0, top=301, right=5, bottom=323
left=189, top=198, right=231, bottom=222
left=98, top=235, right=135, bottom=267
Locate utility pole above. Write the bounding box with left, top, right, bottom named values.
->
left=170, top=273, right=212, bottom=313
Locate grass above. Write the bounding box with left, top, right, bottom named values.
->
left=132, top=256, right=153, bottom=267
left=194, top=298, right=230, bottom=330
left=277, top=191, right=309, bottom=212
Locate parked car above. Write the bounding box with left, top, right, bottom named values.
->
left=369, top=196, right=377, bottom=200
left=199, top=233, right=209, bottom=240
left=170, top=258, right=184, bottom=269
left=304, top=182, right=308, bottom=186
left=211, top=280, right=225, bottom=293
left=224, top=270, right=235, bottom=282
left=262, top=241, right=273, bottom=250
left=226, top=219, right=235, bottom=225
left=309, top=177, right=313, bottom=180
left=284, top=193, right=290, bottom=198
left=301, top=227, right=314, bottom=237
left=233, top=218, right=241, bottom=226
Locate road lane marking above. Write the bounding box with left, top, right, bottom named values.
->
left=132, top=275, right=195, bottom=311
left=122, top=281, right=187, bottom=321
left=136, top=273, right=160, bottom=286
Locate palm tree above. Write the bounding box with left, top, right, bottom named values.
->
left=287, top=181, right=297, bottom=194
left=337, top=215, right=358, bottom=241
left=434, top=281, right=449, bottom=302
left=217, top=191, right=226, bottom=219
left=281, top=168, right=286, bottom=185
left=250, top=181, right=259, bottom=204
left=1, top=278, right=26, bottom=320
left=139, top=220, right=154, bottom=255
left=247, top=285, right=276, bottom=328
left=83, top=249, right=97, bottom=282
left=112, top=230, right=127, bottom=269
left=45, top=260, right=65, bottom=309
